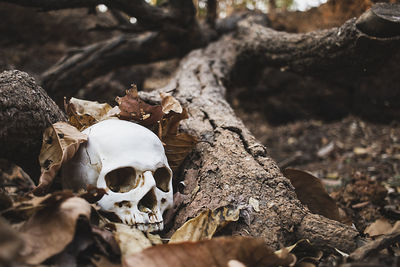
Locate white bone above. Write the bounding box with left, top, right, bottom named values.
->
left=62, top=119, right=173, bottom=232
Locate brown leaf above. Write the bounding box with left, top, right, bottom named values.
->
left=93, top=255, right=122, bottom=267
left=0, top=159, right=35, bottom=197
left=0, top=217, right=23, bottom=265
left=92, top=225, right=121, bottom=259
left=117, top=88, right=197, bottom=172
left=160, top=92, right=183, bottom=114
left=158, top=107, right=197, bottom=173
left=1, top=193, right=51, bottom=223
left=78, top=185, right=107, bottom=204
left=163, top=133, right=197, bottom=172
left=34, top=122, right=87, bottom=195
left=117, top=86, right=164, bottom=128
left=170, top=205, right=241, bottom=243
left=114, top=223, right=160, bottom=259
left=18, top=193, right=91, bottom=264
left=159, top=109, right=189, bottom=137
left=276, top=239, right=322, bottom=265
left=283, top=168, right=341, bottom=222
left=65, top=97, right=119, bottom=131
left=364, top=218, right=398, bottom=237
left=123, top=236, right=295, bottom=267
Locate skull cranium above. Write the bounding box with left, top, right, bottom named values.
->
left=62, top=119, right=173, bottom=232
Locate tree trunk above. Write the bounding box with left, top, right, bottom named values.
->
left=139, top=35, right=359, bottom=252
left=0, top=70, right=66, bottom=181
left=138, top=3, right=400, bottom=251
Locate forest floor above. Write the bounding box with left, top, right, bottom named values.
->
left=235, top=106, right=400, bottom=235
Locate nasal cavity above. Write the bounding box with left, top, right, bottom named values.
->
left=105, top=167, right=137, bottom=193
left=138, top=189, right=156, bottom=213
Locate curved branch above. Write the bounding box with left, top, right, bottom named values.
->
left=41, top=31, right=204, bottom=104
left=236, top=5, right=400, bottom=80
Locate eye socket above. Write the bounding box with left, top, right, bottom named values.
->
left=154, top=167, right=171, bottom=192
left=105, top=167, right=137, bottom=193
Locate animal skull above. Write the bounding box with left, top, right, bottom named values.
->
left=62, top=119, right=173, bottom=232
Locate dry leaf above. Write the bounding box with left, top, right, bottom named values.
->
left=93, top=255, right=122, bottom=267
left=1, top=193, right=52, bottom=223
left=34, top=122, right=87, bottom=195
left=117, top=86, right=164, bottom=128
left=0, top=159, right=34, bottom=197
left=65, top=97, right=119, bottom=131
left=283, top=168, right=341, bottom=222
left=117, top=88, right=197, bottom=172
left=114, top=223, right=160, bottom=259
left=0, top=217, right=23, bottom=265
left=276, top=239, right=322, bottom=266
left=163, top=133, right=197, bottom=172
left=19, top=194, right=91, bottom=264
left=364, top=218, right=393, bottom=237
left=91, top=225, right=121, bottom=259
left=123, top=236, right=295, bottom=267
left=160, top=92, right=183, bottom=114
left=170, top=205, right=241, bottom=243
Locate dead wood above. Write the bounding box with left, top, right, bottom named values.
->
left=0, top=70, right=66, bottom=181
left=138, top=4, right=400, bottom=251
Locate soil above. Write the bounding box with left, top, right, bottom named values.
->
left=233, top=106, right=400, bottom=233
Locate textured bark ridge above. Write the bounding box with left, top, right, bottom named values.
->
left=0, top=70, right=66, bottom=181
left=139, top=5, right=400, bottom=252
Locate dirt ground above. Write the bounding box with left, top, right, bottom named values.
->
left=234, top=106, right=400, bottom=233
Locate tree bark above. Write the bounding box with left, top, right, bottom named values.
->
left=0, top=70, right=66, bottom=181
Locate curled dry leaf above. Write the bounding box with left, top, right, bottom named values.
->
left=283, top=168, right=342, bottom=223
left=65, top=97, right=120, bottom=131
left=34, top=122, right=87, bottom=196
left=123, top=236, right=295, bottom=267
left=117, top=86, right=164, bottom=128
left=170, top=205, right=241, bottom=243
left=19, top=194, right=91, bottom=265
left=64, top=97, right=119, bottom=131
left=276, top=239, right=322, bottom=266
left=160, top=92, right=183, bottom=114
left=117, top=87, right=197, bottom=172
